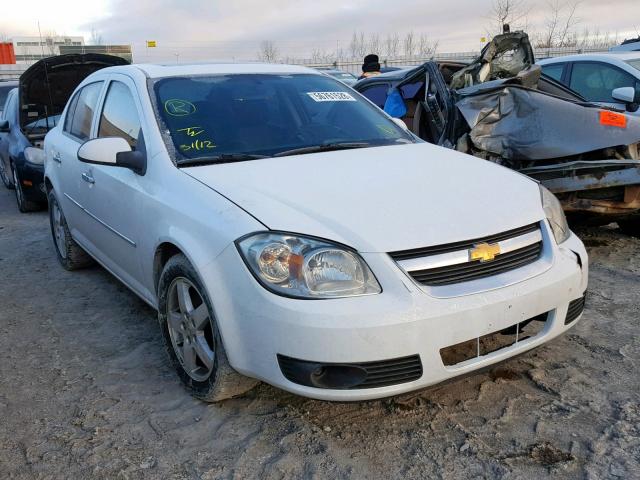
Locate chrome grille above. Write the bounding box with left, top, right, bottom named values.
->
left=390, top=223, right=543, bottom=287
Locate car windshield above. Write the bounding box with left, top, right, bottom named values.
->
left=24, top=114, right=61, bottom=132
left=152, top=73, right=414, bottom=163
left=625, top=59, right=640, bottom=72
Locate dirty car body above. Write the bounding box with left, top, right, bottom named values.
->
left=44, top=63, right=587, bottom=402
left=354, top=32, right=640, bottom=226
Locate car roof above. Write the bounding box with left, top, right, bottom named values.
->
left=538, top=52, right=640, bottom=64
left=102, top=63, right=319, bottom=79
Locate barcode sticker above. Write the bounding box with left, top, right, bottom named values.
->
left=307, top=91, right=356, bottom=102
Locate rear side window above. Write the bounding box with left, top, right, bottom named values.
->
left=98, top=81, right=141, bottom=148
left=569, top=62, right=636, bottom=102
left=360, top=84, right=390, bottom=108
left=541, top=64, right=565, bottom=82
left=65, top=82, right=103, bottom=140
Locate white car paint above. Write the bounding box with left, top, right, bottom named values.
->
left=538, top=52, right=640, bottom=115
left=44, top=63, right=588, bottom=401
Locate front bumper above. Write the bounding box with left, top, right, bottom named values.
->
left=16, top=160, right=46, bottom=203
left=201, top=225, right=588, bottom=401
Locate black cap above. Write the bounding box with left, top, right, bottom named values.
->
left=362, top=53, right=380, bottom=73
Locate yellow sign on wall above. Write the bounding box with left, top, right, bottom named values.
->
left=146, top=41, right=157, bottom=48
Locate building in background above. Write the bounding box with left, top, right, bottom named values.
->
left=11, top=35, right=84, bottom=62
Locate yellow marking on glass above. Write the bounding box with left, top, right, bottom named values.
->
left=177, top=126, right=205, bottom=137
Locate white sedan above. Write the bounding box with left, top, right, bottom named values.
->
left=538, top=52, right=640, bottom=115
left=43, top=63, right=588, bottom=402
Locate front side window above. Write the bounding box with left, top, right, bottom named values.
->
left=98, top=81, right=141, bottom=148
left=66, top=82, right=103, bottom=140
left=152, top=74, right=413, bottom=162
left=569, top=63, right=636, bottom=102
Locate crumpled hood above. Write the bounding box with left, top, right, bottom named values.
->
left=184, top=143, right=544, bottom=252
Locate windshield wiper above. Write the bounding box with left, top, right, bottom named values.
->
left=273, top=142, right=371, bottom=158
left=177, top=153, right=268, bottom=167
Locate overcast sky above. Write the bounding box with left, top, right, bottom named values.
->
left=1, top=0, right=638, bottom=62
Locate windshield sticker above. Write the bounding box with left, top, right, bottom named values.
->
left=177, top=126, right=205, bottom=137
left=164, top=99, right=197, bottom=116
left=307, top=91, right=356, bottom=102
left=179, top=139, right=216, bottom=152
left=599, top=110, right=627, bottom=129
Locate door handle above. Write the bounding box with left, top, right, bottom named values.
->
left=52, top=151, right=62, bottom=163
left=81, top=172, right=95, bottom=184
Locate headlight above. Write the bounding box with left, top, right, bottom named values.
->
left=24, top=147, right=45, bottom=165
left=237, top=232, right=381, bottom=299
left=540, top=185, right=570, bottom=244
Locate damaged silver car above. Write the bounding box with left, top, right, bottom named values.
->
left=354, top=32, right=640, bottom=235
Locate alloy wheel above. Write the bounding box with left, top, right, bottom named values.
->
left=166, top=277, right=216, bottom=382
left=51, top=199, right=67, bottom=259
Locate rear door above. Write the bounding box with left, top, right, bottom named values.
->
left=78, top=74, right=146, bottom=291
left=51, top=81, right=105, bottom=237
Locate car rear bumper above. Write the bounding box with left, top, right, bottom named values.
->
left=202, top=230, right=588, bottom=401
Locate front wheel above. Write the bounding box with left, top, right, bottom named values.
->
left=158, top=254, right=259, bottom=402
left=13, top=165, right=39, bottom=213
left=0, top=159, right=14, bottom=189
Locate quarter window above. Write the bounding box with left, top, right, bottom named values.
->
left=569, top=63, right=636, bottom=102
left=98, top=81, right=141, bottom=148
left=65, top=82, right=103, bottom=140
left=541, top=64, right=565, bottom=82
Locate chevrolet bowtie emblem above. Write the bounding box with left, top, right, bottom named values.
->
left=469, top=242, right=501, bottom=262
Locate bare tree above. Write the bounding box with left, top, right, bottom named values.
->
left=89, top=28, right=103, bottom=46
left=384, top=33, right=400, bottom=57
left=258, top=40, right=279, bottom=63
left=487, top=0, right=530, bottom=35
left=536, top=0, right=581, bottom=48
left=311, top=48, right=334, bottom=64
left=349, top=31, right=367, bottom=59
left=403, top=31, right=416, bottom=57
left=368, top=33, right=381, bottom=55
left=417, top=34, right=439, bottom=58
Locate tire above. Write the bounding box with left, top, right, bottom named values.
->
left=158, top=254, right=259, bottom=402
left=48, top=190, right=95, bottom=270
left=0, top=159, right=13, bottom=189
left=13, top=164, right=40, bottom=213
left=618, top=218, right=640, bottom=237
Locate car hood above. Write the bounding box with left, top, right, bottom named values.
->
left=184, top=143, right=544, bottom=253
left=19, top=53, right=129, bottom=130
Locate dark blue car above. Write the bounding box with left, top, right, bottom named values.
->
left=0, top=54, right=129, bottom=212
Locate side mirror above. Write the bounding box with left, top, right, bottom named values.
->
left=0, top=119, right=9, bottom=132
left=78, top=137, right=146, bottom=175
left=612, top=86, right=636, bottom=104
left=392, top=117, right=410, bottom=131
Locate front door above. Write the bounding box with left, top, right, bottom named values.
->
left=78, top=75, right=146, bottom=292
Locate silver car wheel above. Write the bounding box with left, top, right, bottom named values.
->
left=167, top=277, right=215, bottom=382
left=51, top=200, right=67, bottom=259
